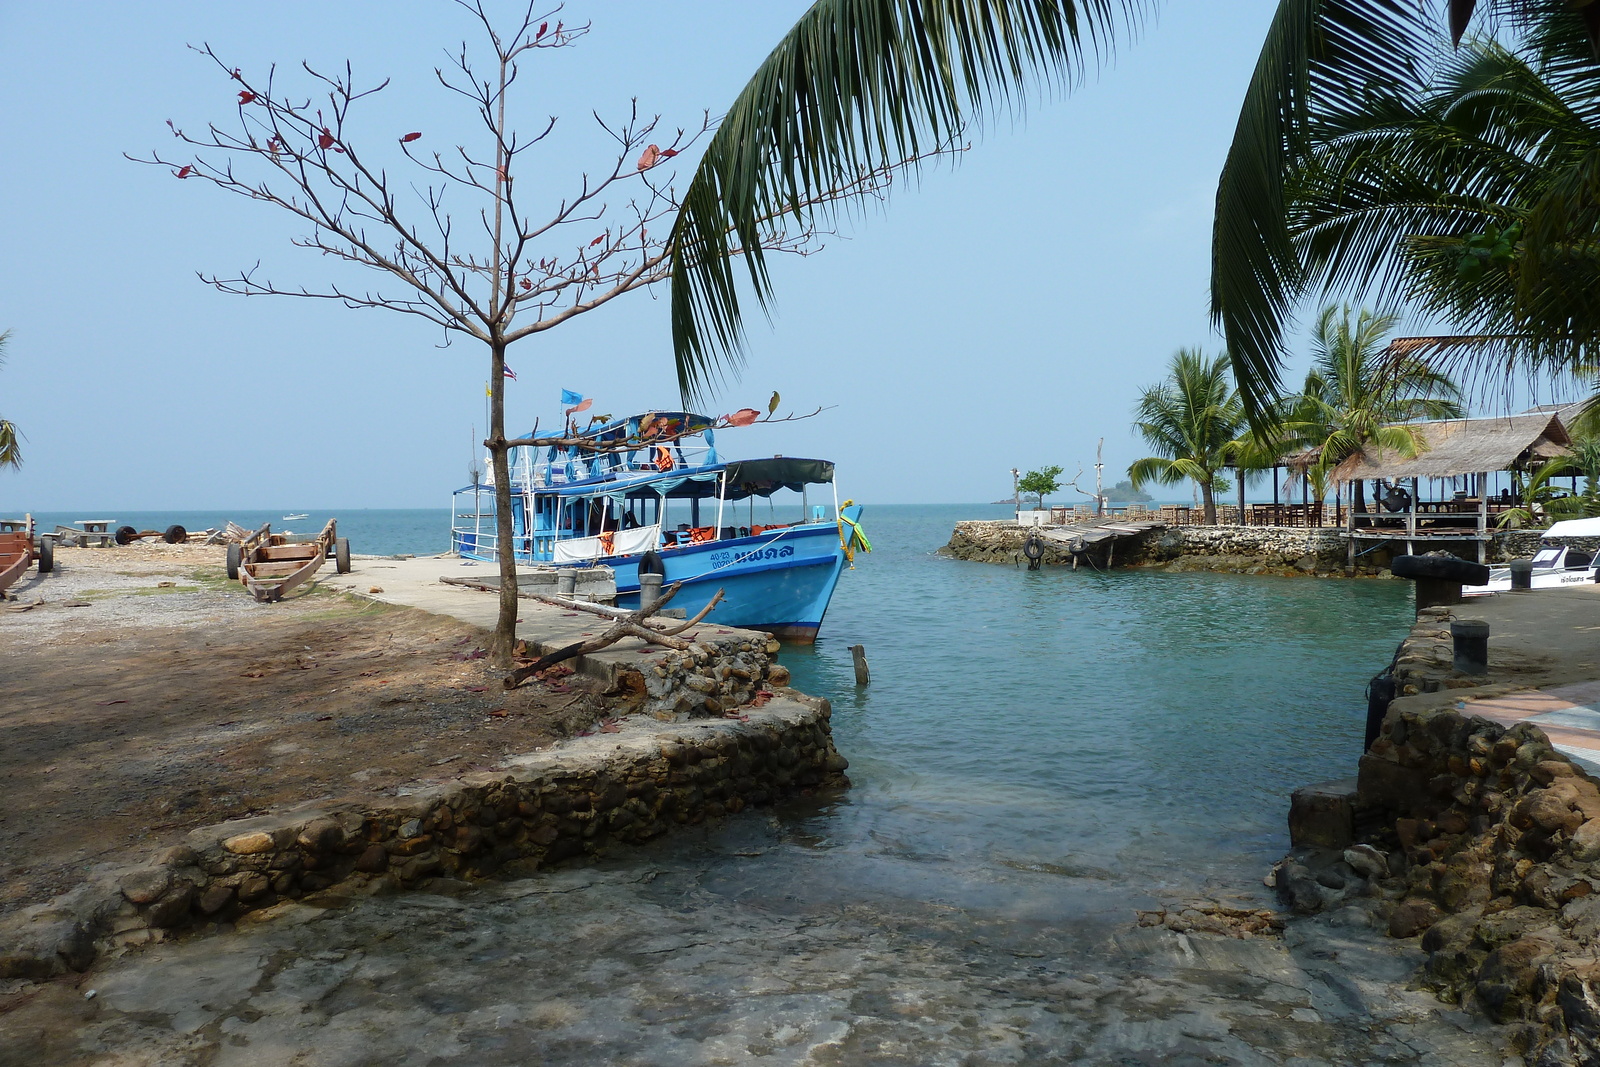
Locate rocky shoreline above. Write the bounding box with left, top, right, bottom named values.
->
left=942, top=519, right=1594, bottom=577
left=1281, top=604, right=1600, bottom=1066
left=0, top=547, right=849, bottom=987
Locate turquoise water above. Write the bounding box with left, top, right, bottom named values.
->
left=33, top=502, right=1413, bottom=909
left=773, top=503, right=1415, bottom=915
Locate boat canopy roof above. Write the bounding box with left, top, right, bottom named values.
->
left=1545, top=517, right=1600, bottom=538
left=548, top=456, right=834, bottom=501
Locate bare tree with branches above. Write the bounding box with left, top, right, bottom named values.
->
left=132, top=1, right=952, bottom=665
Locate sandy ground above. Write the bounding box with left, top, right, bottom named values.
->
left=0, top=544, right=610, bottom=918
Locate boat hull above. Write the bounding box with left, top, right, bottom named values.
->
left=1465, top=567, right=1598, bottom=595
left=609, top=523, right=849, bottom=642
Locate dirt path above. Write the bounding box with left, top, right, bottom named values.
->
left=0, top=545, right=607, bottom=918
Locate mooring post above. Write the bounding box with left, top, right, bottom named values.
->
left=1509, top=559, right=1533, bottom=590
left=639, top=571, right=664, bottom=612
left=1452, top=619, right=1490, bottom=675
left=848, top=644, right=870, bottom=687
left=557, top=570, right=577, bottom=596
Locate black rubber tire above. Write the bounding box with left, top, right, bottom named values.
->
left=36, top=536, right=53, bottom=574
left=114, top=525, right=138, bottom=546
left=1023, top=535, right=1045, bottom=561
left=335, top=537, right=351, bottom=574
left=226, top=543, right=241, bottom=581
left=639, top=549, right=666, bottom=576
left=163, top=524, right=187, bottom=545
left=1391, top=553, right=1491, bottom=586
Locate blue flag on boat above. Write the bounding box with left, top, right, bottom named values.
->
left=560, top=388, right=584, bottom=406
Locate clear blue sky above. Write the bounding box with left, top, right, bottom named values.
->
left=2, top=1, right=1338, bottom=511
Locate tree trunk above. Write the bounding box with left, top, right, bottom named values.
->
left=1355, top=478, right=1368, bottom=515
left=1200, top=479, right=1217, bottom=525
left=488, top=337, right=518, bottom=668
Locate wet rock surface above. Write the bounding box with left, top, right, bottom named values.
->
left=1278, top=694, right=1600, bottom=1064
left=0, top=817, right=1509, bottom=1066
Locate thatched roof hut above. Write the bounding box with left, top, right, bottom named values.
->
left=1332, top=411, right=1571, bottom=483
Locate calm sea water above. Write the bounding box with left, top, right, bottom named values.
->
left=776, top=503, right=1414, bottom=914
left=33, top=502, right=1412, bottom=908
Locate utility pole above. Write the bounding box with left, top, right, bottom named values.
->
left=1011, top=468, right=1020, bottom=515
left=1094, top=439, right=1105, bottom=517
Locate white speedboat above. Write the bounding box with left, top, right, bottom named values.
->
left=1464, top=517, right=1600, bottom=595
left=282, top=513, right=309, bottom=521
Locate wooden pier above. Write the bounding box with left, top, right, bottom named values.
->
left=1028, top=517, right=1166, bottom=567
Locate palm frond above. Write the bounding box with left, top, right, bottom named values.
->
left=1211, top=0, right=1433, bottom=419
left=667, top=0, right=1149, bottom=403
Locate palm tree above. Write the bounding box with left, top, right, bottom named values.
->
left=1276, top=307, right=1464, bottom=515
left=0, top=332, right=19, bottom=470
left=661, top=0, right=1586, bottom=407
left=1128, top=350, right=1246, bottom=525
left=1212, top=1, right=1600, bottom=414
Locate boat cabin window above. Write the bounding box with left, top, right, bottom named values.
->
left=1533, top=548, right=1564, bottom=568
left=1567, top=549, right=1594, bottom=569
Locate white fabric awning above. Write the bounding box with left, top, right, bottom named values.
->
left=552, top=523, right=660, bottom=563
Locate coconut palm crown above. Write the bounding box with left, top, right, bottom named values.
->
left=1128, top=349, right=1246, bottom=525
left=1213, top=1, right=1600, bottom=415
left=1276, top=307, right=1464, bottom=511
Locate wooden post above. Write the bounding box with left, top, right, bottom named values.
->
left=1407, top=476, right=1418, bottom=556
left=1236, top=465, right=1246, bottom=526
left=1478, top=471, right=1488, bottom=564
left=1346, top=479, right=1356, bottom=567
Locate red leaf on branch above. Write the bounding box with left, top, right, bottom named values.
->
left=519, top=278, right=532, bottom=290
left=536, top=21, right=547, bottom=38
left=723, top=408, right=760, bottom=427
left=237, top=90, right=256, bottom=105
left=400, top=131, right=422, bottom=143
left=231, top=68, right=242, bottom=81
left=660, top=148, right=678, bottom=159
left=175, top=165, right=193, bottom=179
left=589, top=234, right=605, bottom=247
left=318, top=128, right=335, bottom=150
left=637, top=144, right=661, bottom=171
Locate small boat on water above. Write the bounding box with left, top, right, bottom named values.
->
left=1464, top=517, right=1600, bottom=595
left=282, top=513, right=309, bottom=521
left=449, top=410, right=866, bottom=641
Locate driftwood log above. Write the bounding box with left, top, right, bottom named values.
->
left=502, top=582, right=725, bottom=690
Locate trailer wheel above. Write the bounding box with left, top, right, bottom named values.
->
left=335, top=538, right=351, bottom=574
left=226, top=543, right=241, bottom=580
left=36, top=536, right=53, bottom=574
left=163, top=524, right=187, bottom=544
left=115, top=525, right=138, bottom=545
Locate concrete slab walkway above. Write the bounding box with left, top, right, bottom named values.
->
left=1404, top=585, right=1600, bottom=774
left=316, top=555, right=769, bottom=685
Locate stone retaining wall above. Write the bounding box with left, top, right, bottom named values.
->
left=1278, top=610, right=1600, bottom=1065
left=943, top=520, right=1600, bottom=577
left=0, top=634, right=847, bottom=981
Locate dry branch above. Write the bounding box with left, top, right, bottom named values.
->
left=503, top=583, right=724, bottom=688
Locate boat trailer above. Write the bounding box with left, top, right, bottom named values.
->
left=0, top=517, right=53, bottom=597
left=228, top=519, right=350, bottom=602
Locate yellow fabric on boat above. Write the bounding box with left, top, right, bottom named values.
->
left=837, top=499, right=872, bottom=567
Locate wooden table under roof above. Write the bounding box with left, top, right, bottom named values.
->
left=1333, top=410, right=1573, bottom=564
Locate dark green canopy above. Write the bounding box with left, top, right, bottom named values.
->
left=720, top=458, right=834, bottom=498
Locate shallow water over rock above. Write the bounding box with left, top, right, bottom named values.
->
left=5, top=506, right=1514, bottom=1063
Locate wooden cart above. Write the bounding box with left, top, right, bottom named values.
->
left=227, top=519, right=350, bottom=602
left=0, top=517, right=52, bottom=596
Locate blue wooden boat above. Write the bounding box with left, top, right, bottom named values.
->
left=449, top=411, right=865, bottom=642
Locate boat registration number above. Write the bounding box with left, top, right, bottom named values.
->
left=710, top=545, right=795, bottom=568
